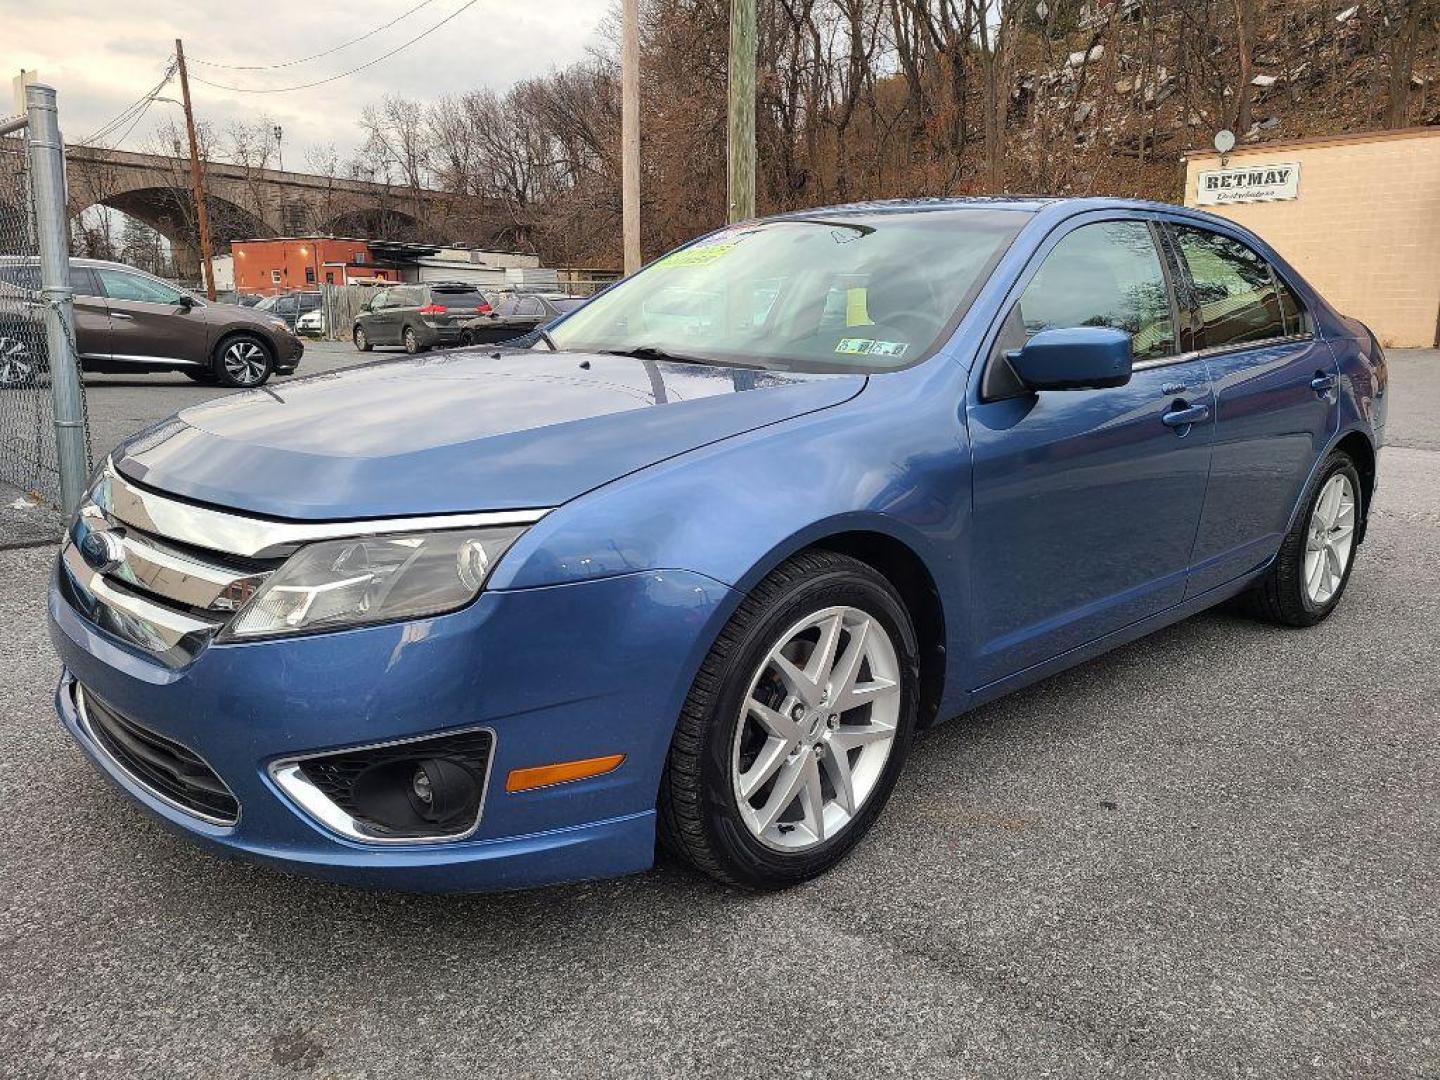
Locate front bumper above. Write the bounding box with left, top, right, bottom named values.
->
left=275, top=335, right=303, bottom=373
left=49, top=566, right=731, bottom=891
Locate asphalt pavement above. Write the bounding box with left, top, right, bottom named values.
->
left=0, top=346, right=1436, bottom=1079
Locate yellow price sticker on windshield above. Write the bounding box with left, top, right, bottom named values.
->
left=658, top=243, right=739, bottom=268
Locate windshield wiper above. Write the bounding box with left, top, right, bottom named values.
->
left=597, top=345, right=721, bottom=367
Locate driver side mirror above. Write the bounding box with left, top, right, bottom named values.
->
left=1006, top=326, right=1133, bottom=392
left=176, top=294, right=196, bottom=311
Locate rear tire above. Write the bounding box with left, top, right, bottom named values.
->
left=403, top=326, right=425, bottom=354
left=659, top=551, right=919, bottom=889
left=1244, top=451, right=1362, bottom=627
left=213, top=334, right=273, bottom=388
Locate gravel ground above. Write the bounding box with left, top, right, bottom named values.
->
left=0, top=348, right=1435, bottom=1079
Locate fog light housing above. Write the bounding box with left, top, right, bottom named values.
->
left=271, top=728, right=494, bottom=844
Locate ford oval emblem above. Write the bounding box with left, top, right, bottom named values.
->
left=79, top=530, right=125, bottom=574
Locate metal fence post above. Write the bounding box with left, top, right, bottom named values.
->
left=25, top=83, right=88, bottom=516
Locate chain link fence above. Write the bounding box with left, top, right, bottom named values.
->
left=0, top=97, right=92, bottom=546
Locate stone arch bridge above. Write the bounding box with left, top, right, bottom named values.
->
left=6, top=143, right=477, bottom=276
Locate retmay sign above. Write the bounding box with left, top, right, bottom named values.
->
left=1196, top=162, right=1301, bottom=205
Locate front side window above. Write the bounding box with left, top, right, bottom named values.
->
left=1169, top=225, right=1286, bottom=349
left=515, top=297, right=545, bottom=317
left=1014, top=220, right=1176, bottom=363
left=95, top=269, right=185, bottom=305
left=549, top=210, right=1028, bottom=374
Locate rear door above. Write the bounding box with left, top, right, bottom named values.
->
left=94, top=267, right=211, bottom=366
left=1162, top=221, right=1339, bottom=594
left=68, top=266, right=113, bottom=366
left=966, top=215, right=1215, bottom=686
left=386, top=286, right=423, bottom=342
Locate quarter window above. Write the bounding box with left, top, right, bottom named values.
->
left=95, top=269, right=185, bottom=305
left=1015, top=220, right=1176, bottom=363
left=1169, top=225, right=1286, bottom=349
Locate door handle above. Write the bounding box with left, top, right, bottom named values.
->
left=111, top=312, right=133, bottom=320
left=1162, top=402, right=1210, bottom=428
left=1310, top=372, right=1337, bottom=395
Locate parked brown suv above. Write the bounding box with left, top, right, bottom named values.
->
left=0, top=257, right=303, bottom=388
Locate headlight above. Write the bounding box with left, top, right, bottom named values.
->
left=221, top=527, right=525, bottom=640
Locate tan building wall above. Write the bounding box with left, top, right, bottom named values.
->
left=1183, top=128, right=1440, bottom=348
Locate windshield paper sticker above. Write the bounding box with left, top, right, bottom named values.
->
left=655, top=228, right=762, bottom=269
left=836, top=337, right=908, bottom=358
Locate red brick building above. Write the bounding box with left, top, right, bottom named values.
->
left=230, top=237, right=399, bottom=294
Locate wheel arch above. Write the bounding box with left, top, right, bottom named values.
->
left=1334, top=429, right=1376, bottom=543
left=711, top=519, right=951, bottom=730
left=805, top=530, right=947, bottom=728
left=212, top=326, right=275, bottom=365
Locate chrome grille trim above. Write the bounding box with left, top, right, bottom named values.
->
left=61, top=542, right=222, bottom=667
left=77, top=501, right=269, bottom=613
left=99, top=461, right=550, bottom=559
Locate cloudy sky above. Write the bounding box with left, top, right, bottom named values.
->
left=1, top=0, right=608, bottom=171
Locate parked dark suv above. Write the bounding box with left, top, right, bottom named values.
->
left=0, top=257, right=303, bottom=388
left=352, top=283, right=493, bottom=354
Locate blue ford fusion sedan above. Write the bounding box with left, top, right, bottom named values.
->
left=50, top=198, right=1387, bottom=891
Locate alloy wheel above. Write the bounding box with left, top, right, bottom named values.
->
left=1304, top=472, right=1356, bottom=605
left=731, top=605, right=901, bottom=851
left=222, top=340, right=268, bottom=386
left=0, top=335, right=35, bottom=385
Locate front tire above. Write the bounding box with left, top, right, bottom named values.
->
left=214, top=334, right=273, bottom=388
left=659, top=551, right=919, bottom=889
left=0, top=332, right=37, bottom=387
left=1244, top=451, right=1362, bottom=626
left=354, top=325, right=372, bottom=352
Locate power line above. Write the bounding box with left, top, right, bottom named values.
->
left=188, top=0, right=441, bottom=70
left=79, top=60, right=176, bottom=146
left=189, top=0, right=481, bottom=94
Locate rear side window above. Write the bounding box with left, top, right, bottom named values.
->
left=1275, top=273, right=1308, bottom=336
left=1169, top=225, right=1286, bottom=349
left=1014, top=220, right=1176, bottom=362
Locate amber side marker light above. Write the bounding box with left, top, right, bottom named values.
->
left=505, top=754, right=625, bottom=793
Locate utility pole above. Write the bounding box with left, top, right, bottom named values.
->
left=621, top=0, right=641, bottom=275
left=174, top=39, right=217, bottom=299
left=726, top=0, right=756, bottom=223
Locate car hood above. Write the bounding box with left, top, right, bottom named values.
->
left=114, top=349, right=865, bottom=519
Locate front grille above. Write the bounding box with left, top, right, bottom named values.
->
left=77, top=686, right=239, bottom=825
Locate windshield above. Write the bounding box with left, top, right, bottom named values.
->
left=548, top=209, right=1027, bottom=373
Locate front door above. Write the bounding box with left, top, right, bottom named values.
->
left=94, top=267, right=210, bottom=367
left=966, top=216, right=1215, bottom=687
left=1163, top=222, right=1340, bottom=594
